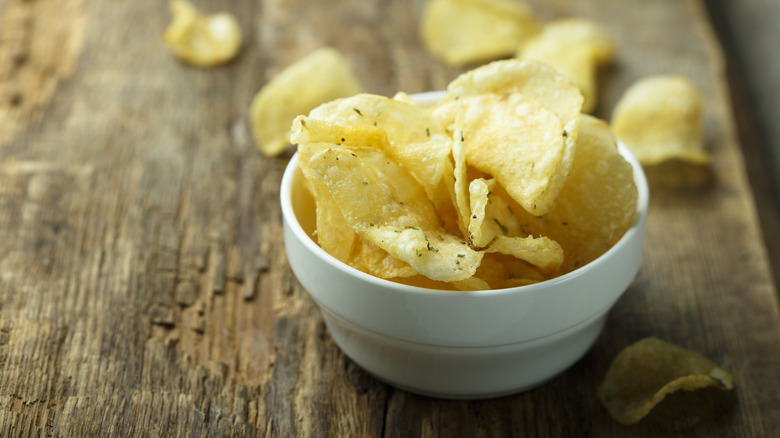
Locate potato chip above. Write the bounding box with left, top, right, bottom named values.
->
left=598, top=337, right=734, bottom=425
left=249, top=47, right=363, bottom=157
left=163, top=0, right=242, bottom=67
left=306, top=148, right=483, bottom=282
left=448, top=92, right=569, bottom=215
left=451, top=125, right=471, bottom=235
left=485, top=235, right=563, bottom=274
left=290, top=115, right=389, bottom=150
left=420, top=0, right=540, bottom=66
left=611, top=75, right=709, bottom=166
left=516, top=18, right=615, bottom=113
left=493, top=115, right=635, bottom=273
left=301, top=94, right=453, bottom=202
left=467, top=177, right=497, bottom=249
left=439, top=60, right=583, bottom=213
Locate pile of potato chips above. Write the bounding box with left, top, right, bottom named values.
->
left=291, top=59, right=638, bottom=291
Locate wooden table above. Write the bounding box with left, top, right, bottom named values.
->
left=2, top=0, right=779, bottom=436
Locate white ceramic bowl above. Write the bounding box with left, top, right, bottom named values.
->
left=280, top=92, right=649, bottom=399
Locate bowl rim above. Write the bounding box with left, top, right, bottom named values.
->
left=280, top=91, right=649, bottom=299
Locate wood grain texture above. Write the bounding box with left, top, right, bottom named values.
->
left=0, top=0, right=779, bottom=436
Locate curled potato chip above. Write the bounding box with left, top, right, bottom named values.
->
left=516, top=18, right=615, bottom=113
left=611, top=75, right=709, bottom=166
left=420, top=0, right=539, bottom=66
left=306, top=148, right=482, bottom=282
left=467, top=177, right=497, bottom=249
left=598, top=337, right=734, bottom=425
left=249, top=47, right=363, bottom=157
left=163, top=0, right=242, bottom=67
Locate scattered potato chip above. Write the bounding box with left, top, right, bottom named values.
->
left=517, top=18, right=615, bottom=113
left=163, top=0, right=242, bottom=67
left=420, top=0, right=540, bottom=66
left=598, top=337, right=734, bottom=425
left=611, top=75, right=709, bottom=166
left=249, top=47, right=363, bottom=157
left=306, top=148, right=483, bottom=282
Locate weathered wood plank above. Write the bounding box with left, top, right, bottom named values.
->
left=0, top=0, right=778, bottom=436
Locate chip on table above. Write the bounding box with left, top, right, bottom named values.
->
left=598, top=337, right=734, bottom=425
left=163, top=0, right=242, bottom=67
left=249, top=47, right=363, bottom=157
left=611, top=75, right=710, bottom=166
left=516, top=17, right=616, bottom=113
left=420, top=0, right=540, bottom=66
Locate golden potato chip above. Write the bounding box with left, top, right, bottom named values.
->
left=507, top=115, right=637, bottom=273
left=467, top=177, right=497, bottom=249
left=451, top=126, right=471, bottom=235
left=485, top=235, right=563, bottom=274
left=598, top=337, right=734, bottom=425
left=290, top=115, right=389, bottom=150
left=249, top=47, right=363, bottom=157
left=611, top=75, right=709, bottom=166
left=439, top=59, right=584, bottom=213
left=306, top=148, right=483, bottom=282
left=420, top=0, right=540, bottom=66
left=298, top=144, right=422, bottom=280
left=516, top=18, right=615, bottom=113
left=163, top=0, right=242, bottom=67
left=302, top=94, right=453, bottom=201
left=442, top=59, right=584, bottom=143
left=450, top=92, right=569, bottom=215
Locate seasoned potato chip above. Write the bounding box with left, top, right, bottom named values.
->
left=420, top=0, right=540, bottom=66
left=163, top=0, right=242, bottom=67
left=598, top=337, right=734, bottom=425
left=450, top=92, right=569, bottom=215
left=611, top=75, right=709, bottom=165
left=439, top=59, right=583, bottom=214
left=306, top=148, right=483, bottom=282
left=291, top=116, right=389, bottom=150
left=302, top=94, right=453, bottom=201
left=516, top=18, right=615, bottom=113
left=467, top=177, right=497, bottom=249
left=537, top=115, right=637, bottom=273
left=451, top=126, right=471, bottom=235
left=298, top=145, right=421, bottom=280
left=249, top=47, right=363, bottom=157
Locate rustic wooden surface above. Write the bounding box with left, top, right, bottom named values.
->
left=1, top=0, right=779, bottom=436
